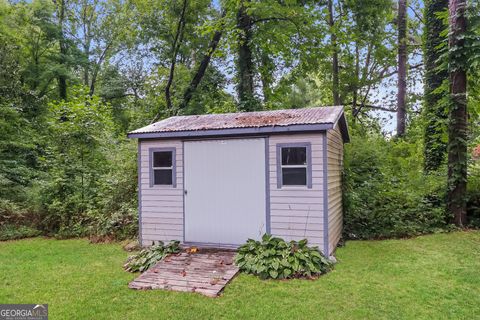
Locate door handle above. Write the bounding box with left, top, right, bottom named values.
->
left=184, top=190, right=188, bottom=195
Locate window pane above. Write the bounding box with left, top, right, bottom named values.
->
left=154, top=169, right=173, bottom=185
left=282, top=147, right=307, bottom=165
left=282, top=167, right=307, bottom=186
left=153, top=151, right=172, bottom=167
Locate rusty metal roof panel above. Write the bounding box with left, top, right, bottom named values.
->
left=129, top=106, right=345, bottom=135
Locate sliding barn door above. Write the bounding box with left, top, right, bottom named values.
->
left=184, top=138, right=266, bottom=245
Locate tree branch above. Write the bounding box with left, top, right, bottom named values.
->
left=251, top=16, right=290, bottom=24
left=350, top=102, right=397, bottom=113
left=157, top=0, right=188, bottom=122
left=178, top=12, right=225, bottom=112
left=408, top=4, right=424, bottom=24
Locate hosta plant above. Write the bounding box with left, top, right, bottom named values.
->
left=124, top=240, right=180, bottom=273
left=235, top=234, right=333, bottom=279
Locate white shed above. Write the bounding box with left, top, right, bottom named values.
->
left=128, top=106, right=349, bottom=256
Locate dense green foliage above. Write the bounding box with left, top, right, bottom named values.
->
left=1, top=233, right=480, bottom=318
left=235, top=234, right=332, bottom=279
left=467, top=157, right=480, bottom=227
left=0, top=0, right=479, bottom=242
left=343, top=123, right=450, bottom=239
left=0, top=225, right=41, bottom=241
left=423, top=0, right=448, bottom=172
left=124, top=240, right=180, bottom=273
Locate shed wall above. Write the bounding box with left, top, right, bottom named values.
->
left=139, top=139, right=184, bottom=246
left=268, top=133, right=326, bottom=249
left=138, top=132, right=339, bottom=254
left=327, top=125, right=344, bottom=254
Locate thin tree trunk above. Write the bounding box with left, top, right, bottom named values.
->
left=423, top=0, right=449, bottom=172
left=396, top=0, right=407, bottom=136
left=236, top=0, right=258, bottom=111
left=328, top=0, right=340, bottom=106
left=161, top=0, right=188, bottom=118
left=84, top=46, right=90, bottom=86
left=178, top=16, right=224, bottom=111
left=352, top=42, right=360, bottom=119
left=259, top=50, right=273, bottom=104
left=58, top=0, right=68, bottom=100
left=82, top=3, right=92, bottom=87
left=447, top=0, right=468, bottom=227
left=88, top=42, right=111, bottom=96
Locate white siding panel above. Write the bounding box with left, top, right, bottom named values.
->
left=270, top=189, right=324, bottom=199
left=271, top=216, right=323, bottom=224
left=268, top=133, right=325, bottom=249
left=327, top=125, right=344, bottom=254
left=142, top=217, right=182, bottom=224
left=141, top=211, right=183, bottom=219
left=271, top=222, right=324, bottom=231
left=142, top=189, right=184, bottom=196
left=270, top=203, right=323, bottom=211
left=139, top=139, right=184, bottom=246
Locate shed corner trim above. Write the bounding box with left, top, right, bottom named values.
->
left=322, top=132, right=330, bottom=256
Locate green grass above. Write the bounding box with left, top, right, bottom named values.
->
left=1, top=231, right=479, bottom=319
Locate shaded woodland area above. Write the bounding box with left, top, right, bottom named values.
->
left=0, top=0, right=479, bottom=241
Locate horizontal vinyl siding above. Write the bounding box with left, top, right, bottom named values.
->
left=269, top=133, right=325, bottom=249
left=139, top=139, right=183, bottom=246
left=327, top=125, right=344, bottom=254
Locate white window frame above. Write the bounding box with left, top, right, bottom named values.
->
left=276, top=143, right=312, bottom=188
left=149, top=147, right=176, bottom=187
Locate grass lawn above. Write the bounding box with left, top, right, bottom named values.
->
left=0, top=231, right=479, bottom=319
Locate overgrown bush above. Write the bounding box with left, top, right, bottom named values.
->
left=18, top=88, right=139, bottom=240
left=0, top=200, right=42, bottom=240
left=88, top=206, right=138, bottom=242
left=0, top=225, right=41, bottom=241
left=467, top=160, right=480, bottom=227
left=88, top=140, right=138, bottom=241
left=343, top=124, right=450, bottom=239
left=0, top=199, right=26, bottom=226
left=235, top=234, right=333, bottom=279
left=124, top=241, right=181, bottom=273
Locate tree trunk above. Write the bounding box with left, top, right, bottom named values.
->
left=84, top=45, right=90, bottom=87
left=236, top=0, right=259, bottom=111
left=161, top=0, right=188, bottom=119
left=423, top=0, right=449, bottom=172
left=396, top=0, right=407, bottom=136
left=352, top=42, right=360, bottom=119
left=178, top=17, right=224, bottom=111
left=447, top=0, right=468, bottom=227
left=88, top=43, right=111, bottom=97
left=328, top=0, right=341, bottom=106
left=58, top=0, right=68, bottom=100
left=82, top=4, right=92, bottom=87
left=259, top=51, right=273, bottom=104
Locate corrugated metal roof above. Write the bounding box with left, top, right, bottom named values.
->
left=130, top=106, right=345, bottom=134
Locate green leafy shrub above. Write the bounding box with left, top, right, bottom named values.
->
left=0, top=200, right=42, bottom=240
left=343, top=125, right=450, bottom=239
left=88, top=206, right=138, bottom=242
left=21, top=88, right=139, bottom=240
left=235, top=234, right=333, bottom=280
left=0, top=200, right=26, bottom=226
left=124, top=241, right=180, bottom=273
left=0, top=225, right=41, bottom=241
left=467, top=160, right=480, bottom=227
left=88, top=141, right=138, bottom=241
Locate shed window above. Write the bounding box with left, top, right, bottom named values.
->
left=277, top=144, right=312, bottom=188
left=150, top=149, right=176, bottom=187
